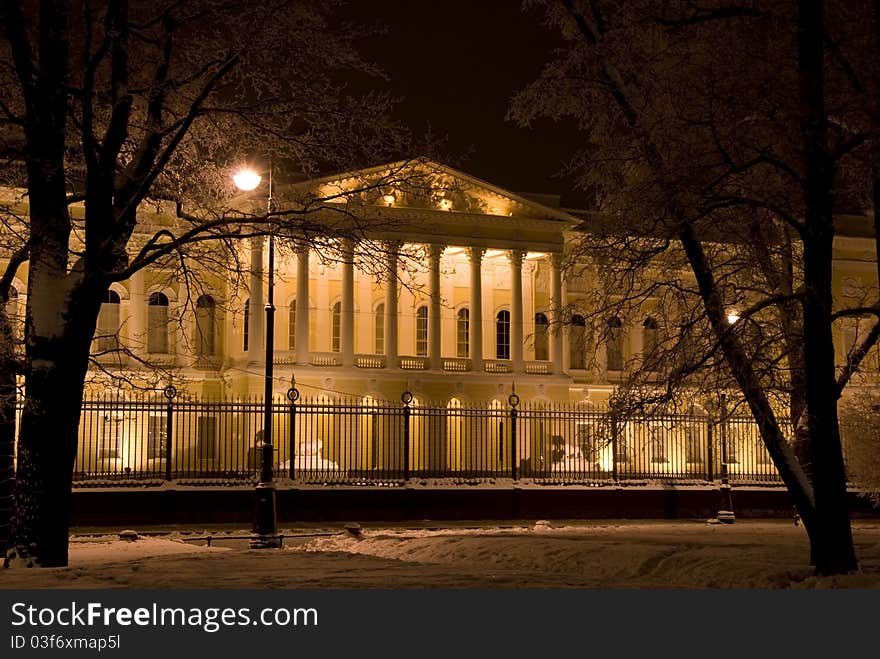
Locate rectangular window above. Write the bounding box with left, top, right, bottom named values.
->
left=375, top=304, right=385, bottom=354
left=147, top=414, right=167, bottom=459
left=456, top=309, right=469, bottom=358
left=415, top=307, right=428, bottom=356
left=196, top=416, right=217, bottom=461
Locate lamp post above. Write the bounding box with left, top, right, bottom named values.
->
left=234, top=166, right=279, bottom=547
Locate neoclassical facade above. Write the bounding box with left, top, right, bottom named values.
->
left=4, top=160, right=878, bottom=409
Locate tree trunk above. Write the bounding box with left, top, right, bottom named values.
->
left=8, top=332, right=92, bottom=567
left=0, top=358, right=15, bottom=558
left=796, top=0, right=857, bottom=575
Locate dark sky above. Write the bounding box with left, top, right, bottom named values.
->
left=343, top=0, right=582, bottom=203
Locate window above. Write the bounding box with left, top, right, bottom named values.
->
left=570, top=315, right=586, bottom=369
left=288, top=303, right=296, bottom=350
left=96, top=289, right=121, bottom=352
left=534, top=312, right=549, bottom=360
left=243, top=299, right=250, bottom=352
left=196, top=416, right=217, bottom=461
left=147, top=414, right=167, bottom=460
left=374, top=303, right=385, bottom=354
left=415, top=305, right=428, bottom=356
left=642, top=317, right=658, bottom=359
left=6, top=285, right=21, bottom=345
left=195, top=295, right=216, bottom=358
left=606, top=316, right=624, bottom=371
left=685, top=427, right=702, bottom=463
left=496, top=310, right=510, bottom=360
left=456, top=308, right=470, bottom=358
left=331, top=301, right=341, bottom=353
left=146, top=292, right=169, bottom=354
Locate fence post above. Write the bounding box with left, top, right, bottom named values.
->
left=163, top=385, right=177, bottom=482
left=508, top=391, right=519, bottom=480
left=706, top=419, right=714, bottom=482
left=610, top=411, right=619, bottom=483
left=287, top=387, right=299, bottom=480
left=716, top=393, right=734, bottom=522
left=402, top=391, right=413, bottom=481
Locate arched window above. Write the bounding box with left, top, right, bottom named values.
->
left=456, top=307, right=469, bottom=358
left=331, top=301, right=341, bottom=353
left=415, top=305, right=428, bottom=356
left=534, top=312, right=549, bottom=361
left=570, top=315, right=586, bottom=369
left=243, top=299, right=250, bottom=352
left=606, top=316, right=624, bottom=371
left=195, top=295, right=216, bottom=357
left=642, top=317, right=658, bottom=359
left=374, top=303, right=385, bottom=354
left=6, top=286, right=21, bottom=343
left=496, top=310, right=510, bottom=360
left=147, top=292, right=169, bottom=353
left=96, top=289, right=121, bottom=352
left=288, top=303, right=296, bottom=350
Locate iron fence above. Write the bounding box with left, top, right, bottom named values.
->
left=12, top=393, right=859, bottom=486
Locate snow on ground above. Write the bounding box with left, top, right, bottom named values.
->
left=2, top=520, right=880, bottom=589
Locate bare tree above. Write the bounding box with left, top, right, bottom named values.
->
left=512, top=0, right=880, bottom=575
left=0, top=0, right=421, bottom=567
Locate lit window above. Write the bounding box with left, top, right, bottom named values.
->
left=415, top=305, right=428, bottom=356
left=606, top=317, right=624, bottom=371
left=496, top=310, right=510, bottom=360
left=375, top=303, right=385, bottom=354
left=331, top=301, right=341, bottom=353
left=96, top=289, right=121, bottom=352
left=195, top=295, right=216, bottom=357
left=243, top=299, right=250, bottom=352
left=642, top=317, right=658, bottom=359
left=570, top=315, right=587, bottom=369
left=456, top=308, right=469, bottom=358
left=534, top=312, right=549, bottom=360
left=147, top=292, right=169, bottom=353
left=288, top=303, right=296, bottom=350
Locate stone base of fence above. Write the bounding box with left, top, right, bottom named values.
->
left=67, top=485, right=880, bottom=527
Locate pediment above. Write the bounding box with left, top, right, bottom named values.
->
left=299, top=158, right=576, bottom=223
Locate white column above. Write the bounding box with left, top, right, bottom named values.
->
left=249, top=238, right=265, bottom=362
left=524, top=261, right=536, bottom=360
left=509, top=250, right=525, bottom=372
left=550, top=253, right=564, bottom=374
left=429, top=244, right=443, bottom=370
left=130, top=269, right=146, bottom=352
left=468, top=247, right=484, bottom=371
left=295, top=242, right=310, bottom=365
left=341, top=239, right=355, bottom=367
left=385, top=242, right=400, bottom=368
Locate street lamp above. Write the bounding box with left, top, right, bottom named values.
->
left=234, top=165, right=279, bottom=547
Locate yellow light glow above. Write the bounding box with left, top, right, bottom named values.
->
left=727, top=311, right=741, bottom=325
left=484, top=249, right=506, bottom=259
left=525, top=251, right=547, bottom=260
left=232, top=169, right=262, bottom=191
left=439, top=198, right=452, bottom=211
left=382, top=194, right=395, bottom=206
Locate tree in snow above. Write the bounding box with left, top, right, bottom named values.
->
left=0, top=0, right=414, bottom=566
left=512, top=0, right=880, bottom=575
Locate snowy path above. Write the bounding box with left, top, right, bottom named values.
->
left=2, top=520, right=879, bottom=589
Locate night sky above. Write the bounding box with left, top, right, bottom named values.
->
left=344, top=1, right=581, bottom=203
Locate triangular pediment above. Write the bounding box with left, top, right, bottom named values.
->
left=298, top=158, right=576, bottom=223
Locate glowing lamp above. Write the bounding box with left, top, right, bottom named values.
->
left=232, top=169, right=262, bottom=191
